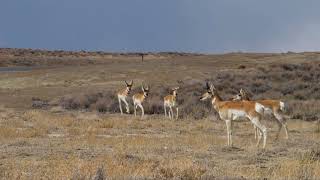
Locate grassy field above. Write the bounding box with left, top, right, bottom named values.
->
left=0, top=49, right=320, bottom=179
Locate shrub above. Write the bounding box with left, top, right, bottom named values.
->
left=32, top=97, right=49, bottom=109
left=56, top=60, right=320, bottom=121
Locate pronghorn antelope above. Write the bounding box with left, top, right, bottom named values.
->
left=117, top=80, right=133, bottom=114
left=232, top=88, right=289, bottom=140
left=200, top=82, right=268, bottom=148
left=164, top=87, right=179, bottom=119
left=132, top=85, right=150, bottom=118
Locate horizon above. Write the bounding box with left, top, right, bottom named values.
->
left=1, top=47, right=319, bottom=55
left=1, top=0, right=320, bottom=53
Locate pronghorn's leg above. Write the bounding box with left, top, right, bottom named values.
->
left=250, top=116, right=267, bottom=149
left=134, top=103, right=137, bottom=117
left=230, top=120, right=233, bottom=146
left=225, top=120, right=232, bottom=146
left=169, top=106, right=174, bottom=119
left=138, top=104, right=144, bottom=118
left=257, top=127, right=262, bottom=143
left=164, top=104, right=167, bottom=118
left=176, top=107, right=179, bottom=119
left=274, top=111, right=289, bottom=139
left=283, top=122, right=289, bottom=139
left=256, top=125, right=260, bottom=140
left=273, top=115, right=283, bottom=140
left=256, top=129, right=263, bottom=147
left=253, top=125, right=258, bottom=139
left=118, top=98, right=123, bottom=115
left=123, top=98, right=130, bottom=113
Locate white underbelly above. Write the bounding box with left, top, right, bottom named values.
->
left=263, top=108, right=273, bottom=115
left=229, top=109, right=247, bottom=120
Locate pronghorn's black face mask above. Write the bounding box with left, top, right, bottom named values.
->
left=142, top=87, right=150, bottom=97
left=200, top=90, right=213, bottom=101
left=144, top=90, right=149, bottom=97
left=232, top=89, right=249, bottom=101
left=125, top=80, right=133, bottom=93
left=127, top=84, right=132, bottom=91
left=172, top=87, right=179, bottom=96
left=232, top=93, right=242, bottom=101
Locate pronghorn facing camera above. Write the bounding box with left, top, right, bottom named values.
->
left=164, top=87, right=179, bottom=119
left=200, top=82, right=268, bottom=148
left=132, top=85, right=150, bottom=118
left=117, top=80, right=133, bottom=114
left=233, top=88, right=289, bottom=140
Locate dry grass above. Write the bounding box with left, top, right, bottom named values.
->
left=0, top=108, right=319, bottom=179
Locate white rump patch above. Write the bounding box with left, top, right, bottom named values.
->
left=280, top=101, right=286, bottom=112
left=255, top=103, right=265, bottom=114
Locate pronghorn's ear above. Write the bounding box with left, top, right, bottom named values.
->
left=210, top=84, right=216, bottom=91
left=206, top=82, right=210, bottom=90
left=125, top=80, right=129, bottom=85
left=146, top=85, right=149, bottom=90
left=141, top=86, right=145, bottom=91
left=130, top=80, right=133, bottom=85
left=240, top=88, right=245, bottom=95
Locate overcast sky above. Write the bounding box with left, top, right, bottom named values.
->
left=1, top=0, right=320, bottom=53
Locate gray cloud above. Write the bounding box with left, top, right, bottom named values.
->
left=264, top=23, right=320, bottom=52
left=0, top=0, right=320, bottom=52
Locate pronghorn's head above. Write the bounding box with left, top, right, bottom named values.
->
left=232, top=93, right=242, bottom=101
left=124, top=80, right=133, bottom=93
left=232, top=88, right=250, bottom=101
left=232, top=91, right=243, bottom=101
left=142, top=85, right=150, bottom=97
left=171, top=87, right=179, bottom=96
left=200, top=82, right=217, bottom=101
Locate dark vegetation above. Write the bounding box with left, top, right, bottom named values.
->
left=0, top=48, right=202, bottom=67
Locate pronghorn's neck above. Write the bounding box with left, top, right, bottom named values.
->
left=211, top=93, right=223, bottom=110
left=133, top=92, right=146, bottom=103
left=242, top=94, right=250, bottom=101
left=118, top=87, right=131, bottom=97
left=212, top=93, right=223, bottom=103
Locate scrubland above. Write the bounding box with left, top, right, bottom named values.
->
left=0, top=49, right=320, bottom=179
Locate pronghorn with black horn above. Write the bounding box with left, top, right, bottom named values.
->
left=164, top=87, right=179, bottom=119
left=132, top=84, right=150, bottom=118
left=200, top=82, right=268, bottom=148
left=117, top=80, right=133, bottom=114
left=232, top=88, right=289, bottom=140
